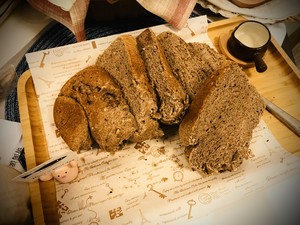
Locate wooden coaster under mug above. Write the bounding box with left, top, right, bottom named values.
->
left=226, top=20, right=271, bottom=73
left=219, top=32, right=254, bottom=68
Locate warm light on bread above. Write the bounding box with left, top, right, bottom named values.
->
left=53, top=29, right=265, bottom=175
left=53, top=66, right=137, bottom=152
left=179, top=61, right=265, bottom=175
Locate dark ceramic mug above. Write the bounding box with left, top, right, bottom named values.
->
left=227, top=20, right=271, bottom=73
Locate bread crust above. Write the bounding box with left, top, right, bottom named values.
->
left=54, top=66, right=138, bottom=152
left=53, top=96, right=92, bottom=151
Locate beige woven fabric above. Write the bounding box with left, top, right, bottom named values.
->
left=27, top=0, right=90, bottom=42
left=27, top=0, right=197, bottom=40
left=137, top=0, right=198, bottom=29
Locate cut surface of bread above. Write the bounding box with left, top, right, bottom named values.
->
left=157, top=32, right=209, bottom=100
left=158, top=32, right=229, bottom=101
left=188, top=42, right=227, bottom=76
left=97, top=34, right=164, bottom=142
left=136, top=28, right=189, bottom=124
left=179, top=61, right=265, bottom=175
left=54, top=66, right=138, bottom=152
left=53, top=96, right=92, bottom=151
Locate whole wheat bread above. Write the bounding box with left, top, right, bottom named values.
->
left=53, top=95, right=92, bottom=151
left=179, top=61, right=265, bottom=175
left=136, top=28, right=189, bottom=124
left=97, top=35, right=164, bottom=142
left=54, top=66, right=138, bottom=152
left=53, top=29, right=265, bottom=175
left=158, top=32, right=229, bottom=101
left=157, top=31, right=209, bottom=100
left=188, top=42, right=227, bottom=76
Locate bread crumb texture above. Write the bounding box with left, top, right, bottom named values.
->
left=53, top=29, right=265, bottom=175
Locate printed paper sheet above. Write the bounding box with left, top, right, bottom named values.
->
left=25, top=16, right=300, bottom=224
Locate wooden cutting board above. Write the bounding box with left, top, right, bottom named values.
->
left=230, top=0, right=271, bottom=8
left=17, top=16, right=300, bottom=224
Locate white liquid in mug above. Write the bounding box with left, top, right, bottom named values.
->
left=234, top=22, right=269, bottom=48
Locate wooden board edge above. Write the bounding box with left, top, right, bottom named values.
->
left=270, top=36, right=300, bottom=79
left=17, top=70, right=46, bottom=225
left=208, top=16, right=246, bottom=30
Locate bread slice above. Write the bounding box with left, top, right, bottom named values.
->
left=53, top=96, right=92, bottom=151
left=157, top=31, right=209, bottom=100
left=188, top=42, right=227, bottom=76
left=55, top=66, right=138, bottom=152
left=97, top=35, right=164, bottom=142
left=136, top=28, right=189, bottom=124
left=179, top=61, right=265, bottom=175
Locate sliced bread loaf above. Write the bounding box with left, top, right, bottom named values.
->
left=54, top=66, right=138, bottom=152
left=136, top=28, right=189, bottom=124
left=179, top=61, right=265, bottom=175
left=97, top=35, right=164, bottom=142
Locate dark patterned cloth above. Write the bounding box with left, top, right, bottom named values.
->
left=5, top=14, right=166, bottom=122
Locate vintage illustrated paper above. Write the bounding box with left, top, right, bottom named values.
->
left=25, top=16, right=300, bottom=224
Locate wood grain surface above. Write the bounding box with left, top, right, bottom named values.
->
left=18, top=72, right=60, bottom=225
left=17, top=16, right=300, bottom=224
